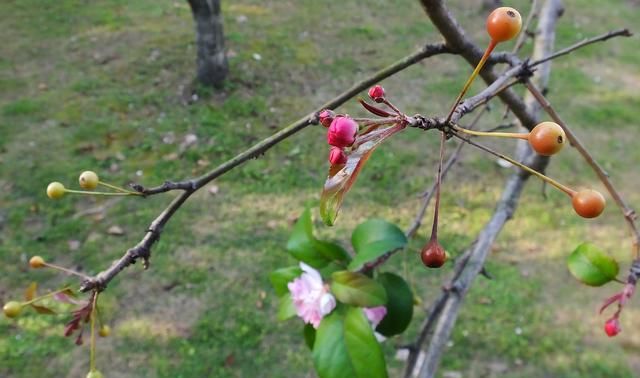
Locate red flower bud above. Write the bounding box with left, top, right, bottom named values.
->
left=318, top=109, right=335, bottom=128
left=327, top=117, right=358, bottom=148
left=368, top=85, right=386, bottom=103
left=420, top=239, right=447, bottom=268
left=328, top=147, right=347, bottom=165
left=604, top=317, right=621, bottom=337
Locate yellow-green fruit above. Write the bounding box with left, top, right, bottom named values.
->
left=79, top=171, right=99, bottom=190
left=86, top=370, right=104, bottom=378
left=99, top=325, right=111, bottom=337
left=29, top=255, right=46, bottom=268
left=3, top=301, right=22, bottom=318
left=46, top=182, right=66, bottom=199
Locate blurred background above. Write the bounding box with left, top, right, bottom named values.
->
left=1, top=0, right=639, bottom=377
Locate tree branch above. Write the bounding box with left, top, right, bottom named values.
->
left=79, top=42, right=453, bottom=292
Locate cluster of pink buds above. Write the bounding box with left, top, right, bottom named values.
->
left=320, top=85, right=399, bottom=166
left=319, top=109, right=357, bottom=166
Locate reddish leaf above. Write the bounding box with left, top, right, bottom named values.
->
left=31, top=303, right=56, bottom=315
left=25, top=282, right=37, bottom=301
left=358, top=98, right=393, bottom=117
left=320, top=123, right=405, bottom=226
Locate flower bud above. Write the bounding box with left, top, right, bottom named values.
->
left=318, top=109, right=335, bottom=128
left=368, top=85, right=386, bottom=103
left=604, top=317, right=621, bottom=337
left=328, top=147, right=347, bottom=165
left=327, top=117, right=358, bottom=148
left=420, top=239, right=447, bottom=268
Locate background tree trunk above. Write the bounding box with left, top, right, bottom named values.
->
left=187, top=0, right=228, bottom=88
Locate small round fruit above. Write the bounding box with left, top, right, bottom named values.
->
left=99, top=325, right=111, bottom=337
left=46, top=182, right=66, bottom=199
left=3, top=301, right=22, bottom=318
left=29, top=256, right=46, bottom=268
left=604, top=318, right=621, bottom=337
left=528, top=121, right=566, bottom=156
left=572, top=189, right=606, bottom=218
left=486, top=7, right=522, bottom=42
left=420, top=240, right=447, bottom=268
left=86, top=370, right=104, bottom=378
left=79, top=171, right=99, bottom=190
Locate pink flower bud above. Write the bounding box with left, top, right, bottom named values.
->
left=604, top=317, right=621, bottom=337
left=368, top=85, right=386, bottom=103
left=328, top=147, right=347, bottom=165
left=318, top=109, right=335, bottom=128
left=327, top=117, right=358, bottom=147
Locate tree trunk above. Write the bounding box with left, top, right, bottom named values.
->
left=187, top=0, right=228, bottom=88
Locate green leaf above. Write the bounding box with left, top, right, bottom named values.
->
left=315, top=240, right=351, bottom=263
left=567, top=243, right=619, bottom=286
left=348, top=219, right=407, bottom=271
left=331, top=271, right=387, bottom=307
left=375, top=272, right=413, bottom=336
left=320, top=124, right=406, bottom=226
left=287, top=208, right=350, bottom=268
left=303, top=323, right=316, bottom=350
left=287, top=208, right=331, bottom=268
left=313, top=312, right=357, bottom=378
left=269, top=266, right=302, bottom=297
left=344, top=307, right=388, bottom=378
left=277, top=294, right=297, bottom=321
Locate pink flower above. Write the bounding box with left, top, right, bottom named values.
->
left=288, top=262, right=336, bottom=329
left=327, top=117, right=358, bottom=147
left=328, top=146, right=347, bottom=165
left=363, top=306, right=387, bottom=328
left=368, top=85, right=386, bottom=103
left=364, top=306, right=387, bottom=342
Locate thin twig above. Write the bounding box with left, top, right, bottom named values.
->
left=530, top=28, right=633, bottom=67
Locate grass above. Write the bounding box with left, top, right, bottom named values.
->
left=0, top=0, right=639, bottom=377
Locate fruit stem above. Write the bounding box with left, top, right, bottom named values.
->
left=43, top=262, right=90, bottom=279
left=23, top=286, right=73, bottom=306
left=90, top=291, right=98, bottom=372
left=445, top=40, right=498, bottom=124
left=452, top=131, right=576, bottom=196
left=98, top=181, right=140, bottom=195
left=431, top=131, right=447, bottom=241
left=64, top=189, right=141, bottom=196
left=453, top=124, right=529, bottom=140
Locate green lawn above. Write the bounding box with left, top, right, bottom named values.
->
left=1, top=0, right=639, bottom=377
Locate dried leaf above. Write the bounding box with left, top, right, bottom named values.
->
left=320, top=123, right=405, bottom=226
left=31, top=303, right=56, bottom=315
left=25, top=282, right=37, bottom=301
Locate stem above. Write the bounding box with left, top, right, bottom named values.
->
left=431, top=131, right=447, bottom=241
left=445, top=40, right=498, bottom=123
left=89, top=292, right=98, bottom=372
left=98, top=181, right=140, bottom=195
left=453, top=124, right=529, bottom=140
left=452, top=131, right=575, bottom=196
left=23, top=286, right=73, bottom=306
left=44, top=263, right=90, bottom=279
left=64, top=189, right=139, bottom=196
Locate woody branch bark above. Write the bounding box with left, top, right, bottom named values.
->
left=405, top=0, right=563, bottom=377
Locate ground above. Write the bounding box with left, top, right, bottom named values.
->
left=0, top=0, right=639, bottom=377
